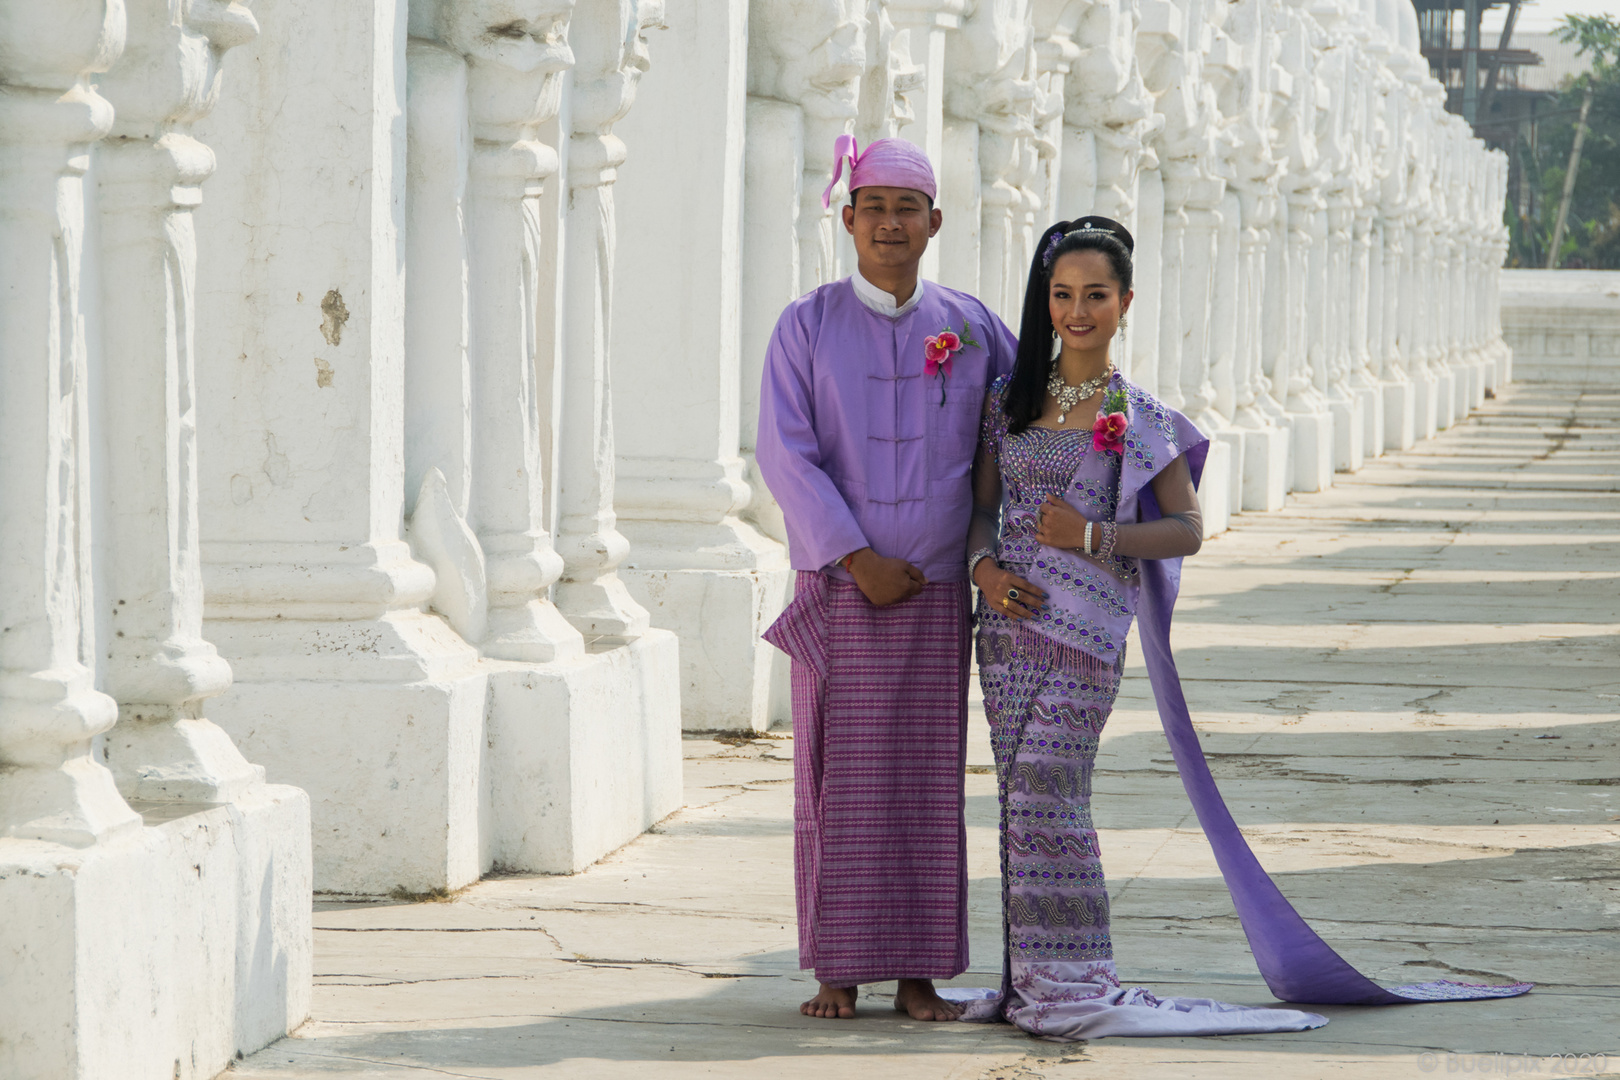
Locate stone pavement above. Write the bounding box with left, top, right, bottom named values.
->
left=231, top=386, right=1620, bottom=1080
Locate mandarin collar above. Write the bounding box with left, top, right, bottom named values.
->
left=851, top=269, right=926, bottom=319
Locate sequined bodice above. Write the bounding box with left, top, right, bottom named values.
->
left=997, top=426, right=1091, bottom=570
left=982, top=377, right=1138, bottom=661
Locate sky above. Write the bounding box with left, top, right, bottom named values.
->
left=1482, top=0, right=1618, bottom=35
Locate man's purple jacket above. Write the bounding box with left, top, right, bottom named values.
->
left=756, top=277, right=1018, bottom=582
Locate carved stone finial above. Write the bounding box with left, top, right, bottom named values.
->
left=438, top=0, right=578, bottom=143
left=571, top=0, right=666, bottom=137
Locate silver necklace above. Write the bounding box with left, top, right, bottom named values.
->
left=1046, top=365, right=1112, bottom=424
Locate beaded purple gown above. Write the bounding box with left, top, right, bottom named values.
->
left=953, top=371, right=1531, bottom=1038
left=954, top=374, right=1327, bottom=1038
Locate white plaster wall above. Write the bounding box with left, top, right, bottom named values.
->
left=1501, top=270, right=1620, bottom=386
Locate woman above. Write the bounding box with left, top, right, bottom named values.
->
left=956, top=217, right=1329, bottom=1038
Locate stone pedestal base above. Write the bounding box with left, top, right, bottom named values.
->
left=1448, top=362, right=1475, bottom=419
left=1413, top=372, right=1441, bottom=441
left=1470, top=357, right=1493, bottom=408
left=1329, top=393, right=1365, bottom=473
left=1289, top=410, right=1335, bottom=493
left=0, top=786, right=311, bottom=1080
left=486, top=630, right=683, bottom=874
left=1239, top=423, right=1290, bottom=512
left=1383, top=379, right=1417, bottom=452
left=1212, top=429, right=1245, bottom=524
left=1433, top=368, right=1457, bottom=430
left=1195, top=439, right=1233, bottom=538
left=1355, top=382, right=1384, bottom=461
left=207, top=612, right=489, bottom=895
left=623, top=565, right=790, bottom=733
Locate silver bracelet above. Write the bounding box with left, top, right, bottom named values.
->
left=967, top=547, right=995, bottom=583
left=1083, top=521, right=1094, bottom=555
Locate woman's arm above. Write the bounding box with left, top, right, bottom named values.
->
left=969, top=393, right=1047, bottom=619
left=966, top=436, right=1001, bottom=559
left=1118, top=453, right=1202, bottom=559
left=1032, top=452, right=1203, bottom=560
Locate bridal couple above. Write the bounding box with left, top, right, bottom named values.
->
left=755, top=137, right=1529, bottom=1041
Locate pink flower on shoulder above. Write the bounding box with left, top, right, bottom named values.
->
left=1092, top=410, right=1127, bottom=454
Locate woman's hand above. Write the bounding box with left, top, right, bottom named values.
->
left=1033, top=493, right=1093, bottom=552
left=973, top=558, right=1047, bottom=621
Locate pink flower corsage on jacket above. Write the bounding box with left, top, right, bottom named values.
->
left=924, top=319, right=981, bottom=404
left=1092, top=388, right=1128, bottom=453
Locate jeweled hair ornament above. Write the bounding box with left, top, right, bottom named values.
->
left=1042, top=219, right=1119, bottom=268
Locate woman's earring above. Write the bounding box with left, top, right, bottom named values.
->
left=1118, top=315, right=1129, bottom=329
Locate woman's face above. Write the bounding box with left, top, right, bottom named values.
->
left=1048, top=249, right=1132, bottom=353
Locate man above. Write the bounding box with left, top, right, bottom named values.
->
left=757, top=137, right=1017, bottom=1022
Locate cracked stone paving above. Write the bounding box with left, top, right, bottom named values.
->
left=230, top=386, right=1620, bottom=1079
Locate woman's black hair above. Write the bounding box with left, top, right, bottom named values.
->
left=1003, top=216, right=1135, bottom=434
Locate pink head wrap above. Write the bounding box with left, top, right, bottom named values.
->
left=821, top=135, right=938, bottom=209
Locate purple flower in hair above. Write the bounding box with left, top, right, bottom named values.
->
left=1042, top=230, right=1065, bottom=268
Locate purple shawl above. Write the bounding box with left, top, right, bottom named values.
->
left=1120, top=393, right=1532, bottom=1005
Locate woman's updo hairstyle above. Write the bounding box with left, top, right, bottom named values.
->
left=1003, top=216, right=1136, bottom=434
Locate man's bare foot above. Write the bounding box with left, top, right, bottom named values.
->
left=801, top=983, right=857, bottom=1019
left=893, top=978, right=962, bottom=1021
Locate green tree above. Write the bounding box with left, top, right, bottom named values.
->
left=1510, top=14, right=1620, bottom=268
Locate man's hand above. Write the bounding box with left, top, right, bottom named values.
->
left=846, top=548, right=927, bottom=607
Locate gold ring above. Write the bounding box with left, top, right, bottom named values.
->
left=1001, top=597, right=1009, bottom=609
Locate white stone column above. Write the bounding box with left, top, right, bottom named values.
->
left=1323, top=190, right=1365, bottom=470
left=888, top=0, right=965, bottom=163
left=4, top=7, right=312, bottom=1076
left=1487, top=151, right=1513, bottom=385
left=1131, top=162, right=1165, bottom=397
left=740, top=0, right=865, bottom=549
left=410, top=3, right=586, bottom=663
left=0, top=0, right=138, bottom=848
left=859, top=0, right=927, bottom=145
left=1146, top=0, right=1240, bottom=535
left=94, top=0, right=267, bottom=804
left=1380, top=213, right=1417, bottom=450
left=1349, top=200, right=1384, bottom=456
left=1211, top=187, right=1243, bottom=424
left=1140, top=0, right=1205, bottom=414
left=882, top=0, right=961, bottom=281
left=1122, top=0, right=1181, bottom=395
left=1067, top=0, right=1158, bottom=274
left=1157, top=176, right=1189, bottom=409
left=1411, top=214, right=1443, bottom=438
left=1283, top=187, right=1334, bottom=491
left=1234, top=184, right=1292, bottom=510
left=553, top=0, right=670, bottom=644
left=1180, top=180, right=1238, bottom=533
left=1377, top=83, right=1418, bottom=450
left=1032, top=0, right=1083, bottom=220
left=943, top=0, right=1036, bottom=318
left=613, top=0, right=789, bottom=733
left=1221, top=0, right=1290, bottom=510
left=746, top=1, right=865, bottom=296
left=194, top=0, right=488, bottom=894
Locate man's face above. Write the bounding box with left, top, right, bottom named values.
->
left=841, top=186, right=942, bottom=272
